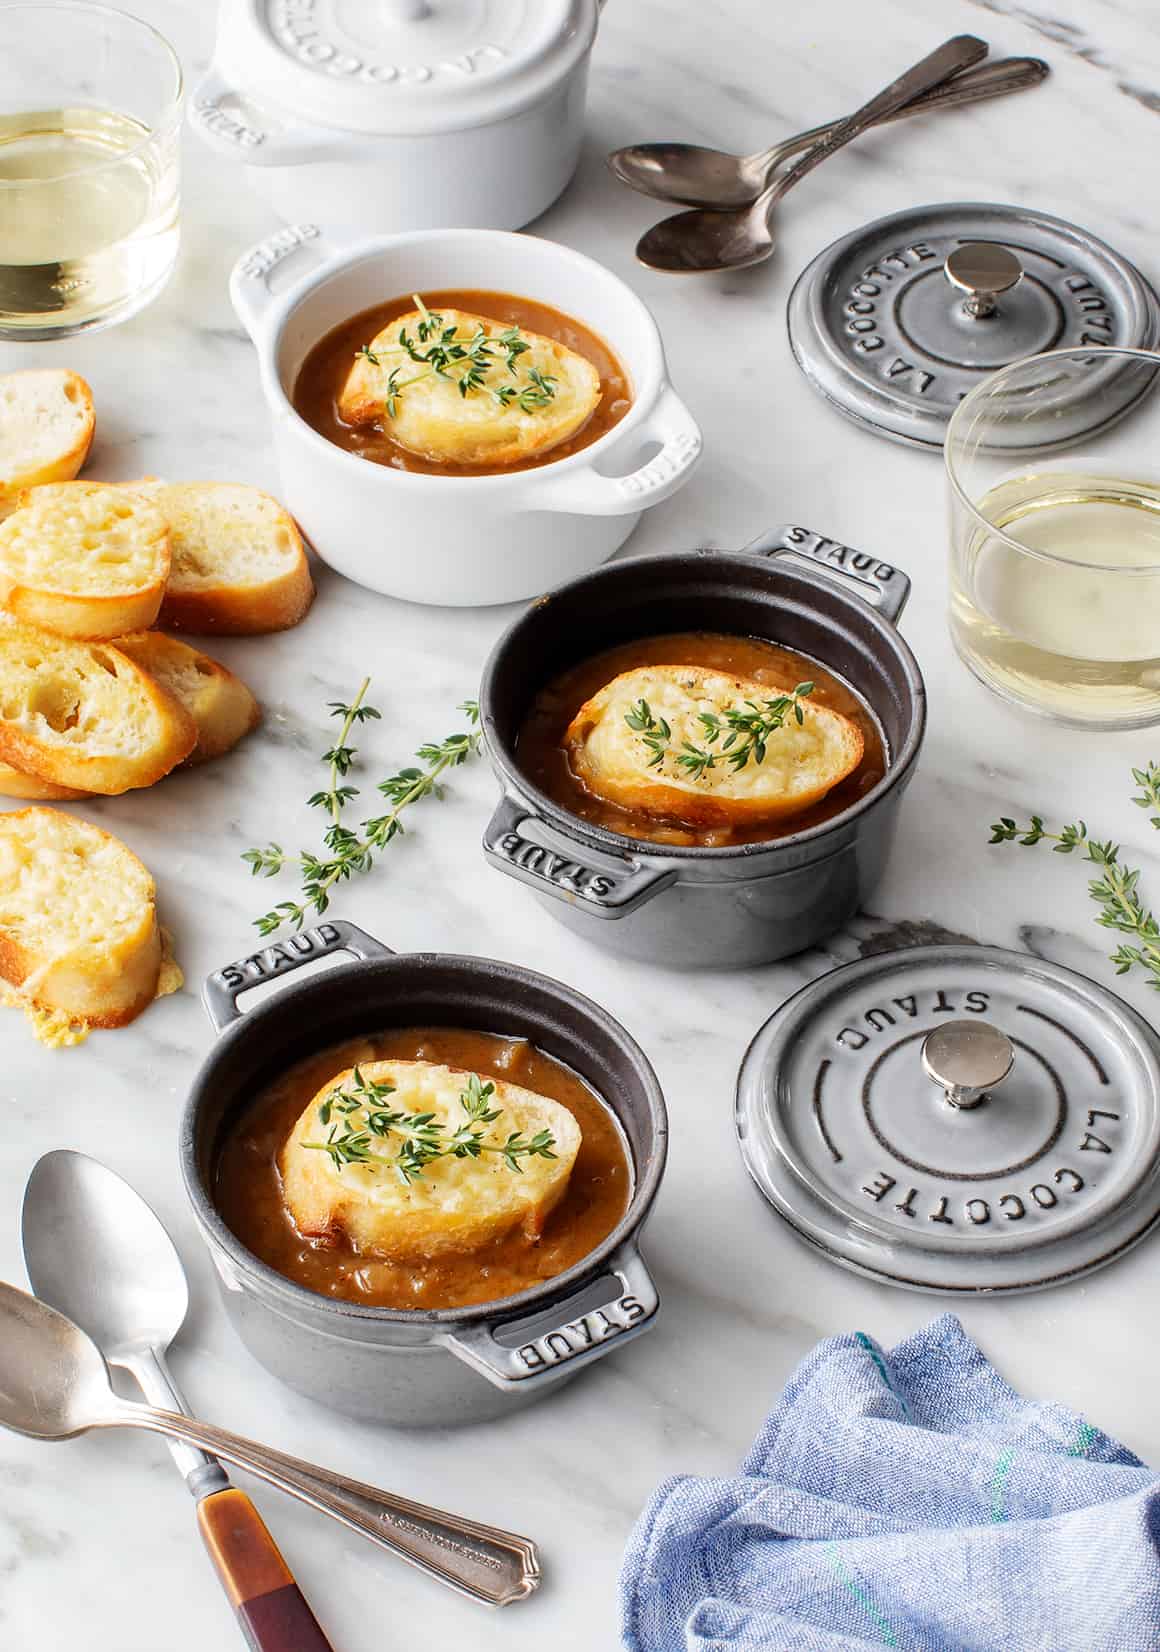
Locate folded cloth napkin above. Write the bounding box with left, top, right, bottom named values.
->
left=621, top=1314, right=1160, bottom=1652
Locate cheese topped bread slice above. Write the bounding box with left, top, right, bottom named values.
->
left=0, top=807, right=164, bottom=1028
left=565, top=664, right=864, bottom=828
left=0, top=482, right=169, bottom=639
left=0, top=370, right=95, bottom=516
left=0, top=617, right=196, bottom=794
left=338, top=305, right=602, bottom=468
left=115, top=632, right=261, bottom=763
left=123, top=481, right=314, bottom=636
left=280, top=1060, right=582, bottom=1262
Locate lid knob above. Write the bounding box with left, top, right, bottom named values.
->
left=944, top=242, right=1023, bottom=319
left=921, top=1020, right=1015, bottom=1110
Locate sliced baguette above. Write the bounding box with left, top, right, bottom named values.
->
left=281, top=1060, right=582, bottom=1261
left=0, top=617, right=196, bottom=794
left=565, top=664, right=864, bottom=828
left=0, top=761, right=88, bottom=802
left=122, top=480, right=314, bottom=635
left=115, top=631, right=261, bottom=763
left=0, top=481, right=169, bottom=638
left=0, top=807, right=163, bottom=1027
left=0, top=370, right=95, bottom=517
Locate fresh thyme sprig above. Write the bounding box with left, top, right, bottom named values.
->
left=989, top=762, right=1160, bottom=988
left=302, top=1066, right=557, bottom=1185
left=243, top=686, right=482, bottom=936
left=357, top=294, right=557, bottom=418
left=624, top=683, right=814, bottom=782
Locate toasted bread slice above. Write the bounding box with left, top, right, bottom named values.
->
left=115, top=632, right=261, bottom=763
left=0, top=761, right=88, bottom=801
left=339, top=306, right=602, bottom=468
left=281, top=1060, right=582, bottom=1262
left=0, top=481, right=169, bottom=638
left=0, top=617, right=197, bottom=794
left=565, top=664, right=864, bottom=829
left=0, top=807, right=163, bottom=1027
left=122, top=481, right=314, bottom=635
left=0, top=370, right=95, bottom=517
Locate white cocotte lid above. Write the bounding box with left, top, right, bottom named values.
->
left=212, top=0, right=598, bottom=137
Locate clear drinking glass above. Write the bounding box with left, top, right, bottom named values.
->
left=0, top=2, right=182, bottom=338
left=946, top=345, right=1160, bottom=729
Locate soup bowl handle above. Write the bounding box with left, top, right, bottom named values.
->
left=518, top=385, right=702, bottom=517
left=743, top=522, right=912, bottom=626
left=440, top=1242, right=659, bottom=1391
left=203, top=919, right=395, bottom=1033
left=230, top=224, right=356, bottom=342
left=482, top=792, right=676, bottom=918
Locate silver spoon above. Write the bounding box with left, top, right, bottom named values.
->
left=610, top=55, right=1048, bottom=209
left=22, top=1151, right=335, bottom=1649
left=0, top=1275, right=540, bottom=1608
left=636, top=34, right=988, bottom=274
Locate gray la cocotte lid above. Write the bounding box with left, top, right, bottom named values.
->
left=787, top=201, right=1160, bottom=448
left=735, top=945, right=1160, bottom=1293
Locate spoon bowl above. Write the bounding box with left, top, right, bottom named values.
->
left=0, top=1281, right=113, bottom=1441
left=637, top=199, right=774, bottom=273
left=609, top=141, right=769, bottom=210
left=22, top=1150, right=190, bottom=1366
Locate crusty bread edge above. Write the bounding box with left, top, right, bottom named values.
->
left=0, top=370, right=96, bottom=512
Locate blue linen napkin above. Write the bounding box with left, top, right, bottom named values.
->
left=621, top=1314, right=1160, bottom=1651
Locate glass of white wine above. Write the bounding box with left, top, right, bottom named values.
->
left=946, top=345, right=1160, bottom=729
left=0, top=2, right=182, bottom=338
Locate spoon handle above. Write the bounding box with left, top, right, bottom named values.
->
left=198, top=1487, right=335, bottom=1652
left=762, top=34, right=988, bottom=210
left=752, top=57, right=1049, bottom=182
left=111, top=1402, right=540, bottom=1608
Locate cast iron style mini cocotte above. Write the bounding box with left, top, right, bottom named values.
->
left=481, top=524, right=927, bottom=967
left=181, top=921, right=667, bottom=1426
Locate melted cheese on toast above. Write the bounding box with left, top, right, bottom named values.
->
left=565, top=664, right=864, bottom=828
left=338, top=306, right=601, bottom=467
left=280, top=1059, right=582, bottom=1261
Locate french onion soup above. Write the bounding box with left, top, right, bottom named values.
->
left=215, top=1026, right=631, bottom=1312
left=292, top=290, right=631, bottom=477
left=517, top=631, right=888, bottom=848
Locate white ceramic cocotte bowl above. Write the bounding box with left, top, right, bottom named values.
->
left=231, top=226, right=703, bottom=606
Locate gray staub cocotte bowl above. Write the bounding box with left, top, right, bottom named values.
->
left=182, top=920, right=667, bottom=1426
left=481, top=523, right=927, bottom=968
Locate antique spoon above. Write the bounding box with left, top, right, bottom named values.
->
left=636, top=34, right=988, bottom=273
left=22, top=1151, right=334, bottom=1650
left=0, top=1278, right=540, bottom=1608
left=610, top=55, right=1048, bottom=209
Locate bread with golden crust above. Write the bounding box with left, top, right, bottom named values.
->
left=565, top=664, right=864, bottom=828
left=0, top=370, right=95, bottom=516
left=338, top=305, right=602, bottom=468
left=0, top=617, right=196, bottom=794
left=122, top=481, right=314, bottom=635
left=115, top=631, right=261, bottom=763
left=280, top=1059, right=582, bottom=1262
left=0, top=807, right=163, bottom=1027
left=0, top=481, right=169, bottom=639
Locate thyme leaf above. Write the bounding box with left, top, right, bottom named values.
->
left=243, top=682, right=482, bottom=936
left=624, top=683, right=815, bottom=781
left=301, top=1067, right=557, bottom=1185
left=989, top=762, right=1160, bottom=987
left=357, top=295, right=558, bottom=419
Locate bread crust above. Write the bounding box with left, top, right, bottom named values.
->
left=0, top=761, right=89, bottom=801
left=0, top=370, right=95, bottom=513
left=115, top=632, right=261, bottom=763
left=0, top=807, right=162, bottom=1027
left=0, top=481, right=169, bottom=639
left=565, top=664, right=865, bottom=828
left=0, top=622, right=197, bottom=794
left=121, top=481, right=315, bottom=636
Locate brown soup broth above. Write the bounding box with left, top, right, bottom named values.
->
left=291, top=289, right=632, bottom=476
left=516, top=631, right=889, bottom=848
left=214, top=1027, right=632, bottom=1312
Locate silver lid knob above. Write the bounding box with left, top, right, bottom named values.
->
left=944, top=242, right=1023, bottom=319
left=921, top=1020, right=1015, bottom=1110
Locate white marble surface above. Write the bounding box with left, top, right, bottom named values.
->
left=4, top=2, right=1160, bottom=1647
